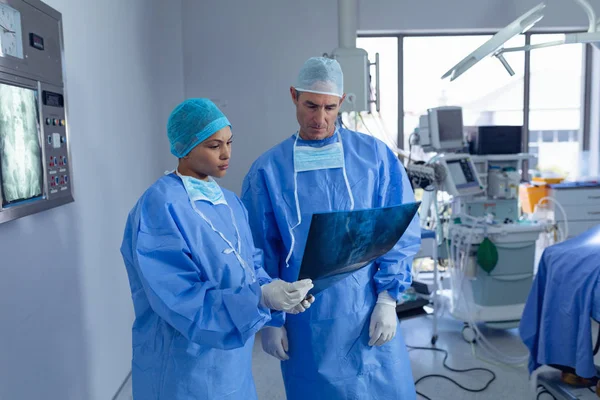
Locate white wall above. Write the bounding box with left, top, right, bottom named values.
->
left=0, top=1, right=184, bottom=399
left=181, top=0, right=338, bottom=193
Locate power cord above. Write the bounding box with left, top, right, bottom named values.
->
left=337, top=115, right=348, bottom=130
left=407, top=345, right=496, bottom=400
left=536, top=385, right=556, bottom=399
left=408, top=131, right=419, bottom=165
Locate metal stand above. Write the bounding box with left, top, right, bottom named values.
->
left=431, top=238, right=439, bottom=345
left=415, top=229, right=439, bottom=345
left=536, top=369, right=599, bottom=400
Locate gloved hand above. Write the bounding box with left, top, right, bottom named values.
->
left=368, top=290, right=398, bottom=347
left=261, top=326, right=289, bottom=361
left=287, top=294, right=315, bottom=315
left=261, top=279, right=313, bottom=312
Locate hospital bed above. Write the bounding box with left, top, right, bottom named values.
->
left=520, top=224, right=600, bottom=399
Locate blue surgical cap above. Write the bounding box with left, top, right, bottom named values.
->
left=167, top=98, right=231, bottom=158
left=294, top=57, right=344, bottom=98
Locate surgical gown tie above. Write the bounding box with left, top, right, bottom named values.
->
left=286, top=128, right=354, bottom=268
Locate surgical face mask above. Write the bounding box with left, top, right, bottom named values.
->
left=294, top=142, right=345, bottom=172
left=286, top=130, right=354, bottom=268
left=175, top=170, right=255, bottom=283
left=177, top=172, right=227, bottom=206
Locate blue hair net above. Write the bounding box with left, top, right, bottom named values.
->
left=294, top=57, right=344, bottom=98
left=167, top=98, right=231, bottom=158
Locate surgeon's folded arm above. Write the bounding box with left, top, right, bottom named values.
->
left=135, top=230, right=271, bottom=351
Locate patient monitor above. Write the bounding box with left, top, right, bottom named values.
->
left=0, top=0, right=72, bottom=225
left=438, top=154, right=484, bottom=197
left=418, top=106, right=465, bottom=152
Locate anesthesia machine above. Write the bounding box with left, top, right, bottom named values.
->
left=407, top=106, right=553, bottom=353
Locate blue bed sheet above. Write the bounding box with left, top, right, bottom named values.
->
left=520, top=224, right=600, bottom=378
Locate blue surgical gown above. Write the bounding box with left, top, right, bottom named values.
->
left=520, top=225, right=600, bottom=378
left=120, top=173, right=281, bottom=399
left=242, top=128, right=421, bottom=399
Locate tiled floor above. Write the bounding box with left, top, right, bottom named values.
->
left=252, top=314, right=536, bottom=400
left=117, top=313, right=578, bottom=399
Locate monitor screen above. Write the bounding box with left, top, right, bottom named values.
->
left=0, top=83, right=43, bottom=206
left=447, top=161, right=467, bottom=186
left=437, top=109, right=463, bottom=142
left=447, top=158, right=477, bottom=189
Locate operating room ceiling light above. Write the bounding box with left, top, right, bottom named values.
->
left=442, top=0, right=600, bottom=81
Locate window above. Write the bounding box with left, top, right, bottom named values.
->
left=403, top=35, right=525, bottom=150
left=528, top=34, right=585, bottom=178
left=357, top=32, right=590, bottom=178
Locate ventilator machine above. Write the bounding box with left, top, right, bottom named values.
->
left=407, top=106, right=560, bottom=359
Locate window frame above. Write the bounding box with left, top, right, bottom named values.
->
left=358, top=30, right=592, bottom=175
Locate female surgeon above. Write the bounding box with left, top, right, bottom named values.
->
left=120, top=98, right=315, bottom=399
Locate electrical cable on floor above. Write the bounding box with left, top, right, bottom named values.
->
left=407, top=345, right=496, bottom=400
left=469, top=342, right=527, bottom=369
left=536, top=387, right=556, bottom=400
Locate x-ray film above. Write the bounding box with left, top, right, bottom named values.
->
left=0, top=83, right=43, bottom=206
left=298, top=202, right=420, bottom=295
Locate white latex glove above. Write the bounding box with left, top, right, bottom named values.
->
left=261, top=326, right=289, bottom=361
left=287, top=294, right=315, bottom=315
left=368, top=291, right=398, bottom=347
left=261, top=279, right=313, bottom=312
